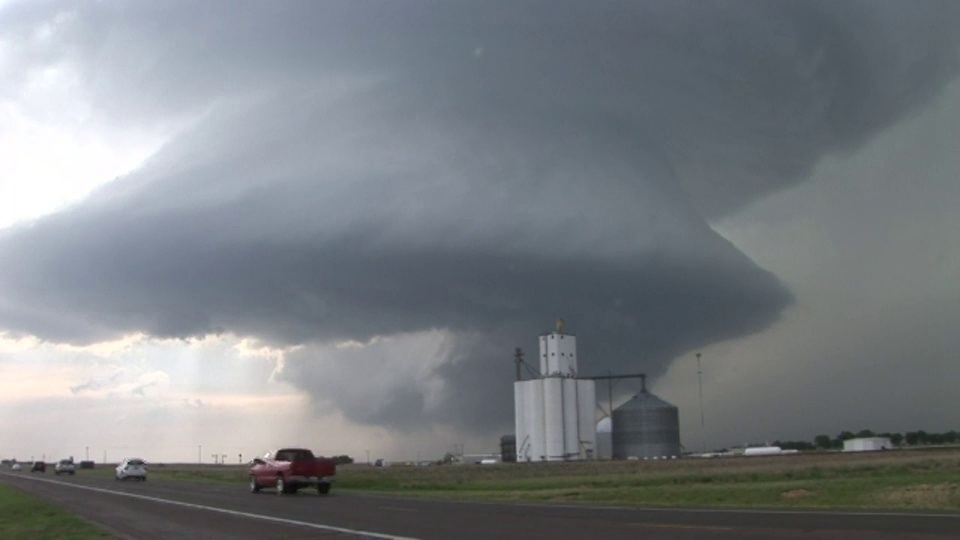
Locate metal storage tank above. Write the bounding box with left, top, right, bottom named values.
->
left=543, top=377, right=565, bottom=461
left=596, top=417, right=612, bottom=459
left=562, top=378, right=579, bottom=457
left=500, top=435, right=517, bottom=462
left=515, top=379, right=545, bottom=461
left=612, top=391, right=680, bottom=459
left=575, top=379, right=597, bottom=459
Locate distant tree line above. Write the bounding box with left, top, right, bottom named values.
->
left=773, top=429, right=959, bottom=451
left=329, top=455, right=354, bottom=464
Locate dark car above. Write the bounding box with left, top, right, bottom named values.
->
left=30, top=461, right=46, bottom=473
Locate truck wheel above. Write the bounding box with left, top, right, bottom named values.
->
left=318, top=483, right=330, bottom=495
left=276, top=477, right=286, bottom=495
left=249, top=477, right=260, bottom=493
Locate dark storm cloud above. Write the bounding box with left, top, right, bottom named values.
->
left=1, top=1, right=958, bottom=432
left=4, top=1, right=957, bottom=214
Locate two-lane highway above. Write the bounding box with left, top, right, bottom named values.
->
left=2, top=470, right=959, bottom=539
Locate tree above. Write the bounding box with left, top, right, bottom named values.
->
left=814, top=434, right=832, bottom=449
left=905, top=432, right=920, bottom=445
left=833, top=431, right=855, bottom=448
left=889, top=433, right=904, bottom=446
left=856, top=429, right=875, bottom=438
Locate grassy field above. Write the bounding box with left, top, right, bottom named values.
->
left=140, top=447, right=960, bottom=511
left=0, top=483, right=110, bottom=539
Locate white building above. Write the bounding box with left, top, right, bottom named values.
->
left=514, top=323, right=597, bottom=462
left=843, top=437, right=893, bottom=452
left=743, top=446, right=783, bottom=456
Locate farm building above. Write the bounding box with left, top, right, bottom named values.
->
left=513, top=320, right=681, bottom=462
left=843, top=437, right=892, bottom=452
left=514, top=322, right=597, bottom=462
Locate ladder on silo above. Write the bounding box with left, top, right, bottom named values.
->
left=518, top=435, right=531, bottom=462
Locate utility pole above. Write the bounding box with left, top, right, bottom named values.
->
left=696, top=353, right=706, bottom=453
left=198, top=445, right=202, bottom=464
left=515, top=348, right=524, bottom=381
left=85, top=447, right=89, bottom=461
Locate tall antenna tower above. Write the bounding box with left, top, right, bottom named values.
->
left=696, top=352, right=705, bottom=453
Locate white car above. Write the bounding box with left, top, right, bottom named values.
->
left=54, top=460, right=76, bottom=475
left=115, top=458, right=147, bottom=481
left=10, top=463, right=21, bottom=471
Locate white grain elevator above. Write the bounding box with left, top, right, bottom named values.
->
left=514, top=320, right=597, bottom=461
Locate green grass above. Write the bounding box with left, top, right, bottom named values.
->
left=0, top=483, right=110, bottom=539
left=330, top=457, right=960, bottom=510
left=135, top=448, right=960, bottom=511
left=144, top=464, right=250, bottom=485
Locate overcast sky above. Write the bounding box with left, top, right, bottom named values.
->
left=1, top=1, right=958, bottom=462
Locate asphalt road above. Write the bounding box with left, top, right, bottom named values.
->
left=1, top=470, right=959, bottom=539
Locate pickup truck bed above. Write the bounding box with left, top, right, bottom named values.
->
left=249, top=448, right=336, bottom=495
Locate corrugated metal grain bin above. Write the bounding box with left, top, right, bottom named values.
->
left=500, top=435, right=517, bottom=462
left=612, top=391, right=680, bottom=459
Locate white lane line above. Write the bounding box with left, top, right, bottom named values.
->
left=0, top=472, right=417, bottom=540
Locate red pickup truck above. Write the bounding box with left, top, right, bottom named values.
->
left=249, top=448, right=336, bottom=495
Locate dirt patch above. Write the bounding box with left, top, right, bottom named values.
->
left=874, top=483, right=959, bottom=508
left=780, top=488, right=813, bottom=499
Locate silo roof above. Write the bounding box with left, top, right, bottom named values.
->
left=616, top=391, right=676, bottom=411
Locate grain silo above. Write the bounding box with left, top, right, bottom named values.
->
left=612, top=389, right=680, bottom=459
left=514, top=319, right=597, bottom=462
